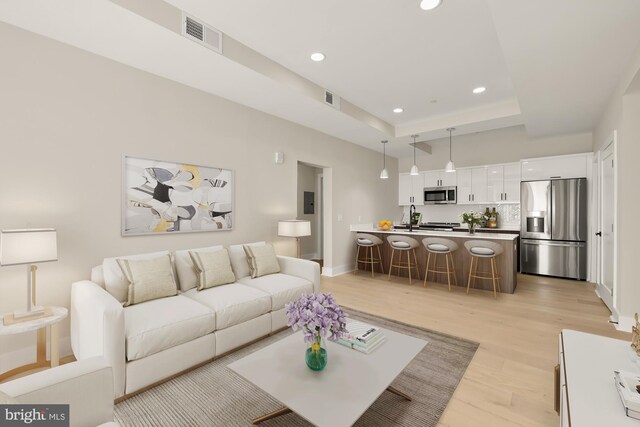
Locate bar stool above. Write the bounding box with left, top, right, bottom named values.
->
left=386, top=235, right=421, bottom=285
left=422, top=238, right=459, bottom=291
left=354, top=233, right=384, bottom=277
left=464, top=240, right=503, bottom=298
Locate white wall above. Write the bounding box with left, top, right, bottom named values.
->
left=398, top=125, right=592, bottom=172
left=0, top=23, right=400, bottom=368
left=593, top=43, right=640, bottom=329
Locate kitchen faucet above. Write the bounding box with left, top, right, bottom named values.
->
left=409, top=204, right=416, bottom=232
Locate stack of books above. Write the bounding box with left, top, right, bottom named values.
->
left=337, top=319, right=387, bottom=354
left=614, top=370, right=640, bottom=420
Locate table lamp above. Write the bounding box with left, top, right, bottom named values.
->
left=1, top=228, right=57, bottom=325
left=278, top=220, right=311, bottom=258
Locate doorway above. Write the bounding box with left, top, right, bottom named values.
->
left=595, top=132, right=617, bottom=315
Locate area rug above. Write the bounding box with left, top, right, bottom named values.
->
left=115, top=309, right=479, bottom=426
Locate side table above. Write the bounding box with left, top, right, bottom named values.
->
left=0, top=306, right=68, bottom=382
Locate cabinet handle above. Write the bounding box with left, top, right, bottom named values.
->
left=505, top=193, right=507, bottom=200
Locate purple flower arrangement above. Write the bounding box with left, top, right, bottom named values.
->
left=285, top=293, right=348, bottom=345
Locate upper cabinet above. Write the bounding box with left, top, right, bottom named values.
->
left=398, top=173, right=425, bottom=206
left=521, top=154, right=589, bottom=181
left=487, top=163, right=521, bottom=203
left=457, top=167, right=488, bottom=204
left=423, top=170, right=456, bottom=188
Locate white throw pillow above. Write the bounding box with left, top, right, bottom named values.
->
left=243, top=243, right=281, bottom=279
left=117, top=254, right=178, bottom=306
left=228, top=242, right=265, bottom=278
left=189, top=249, right=236, bottom=290
left=174, top=245, right=224, bottom=292
left=103, top=250, right=172, bottom=303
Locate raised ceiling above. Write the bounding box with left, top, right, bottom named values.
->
left=1, top=0, right=640, bottom=157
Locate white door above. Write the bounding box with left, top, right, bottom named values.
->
left=423, top=171, right=441, bottom=187
left=411, top=173, right=425, bottom=205
left=502, top=163, right=521, bottom=203
left=440, top=171, right=457, bottom=187
left=487, top=165, right=504, bottom=203
left=598, top=140, right=615, bottom=312
left=471, top=167, right=488, bottom=203
left=456, top=169, right=472, bottom=204
left=398, top=173, right=413, bottom=205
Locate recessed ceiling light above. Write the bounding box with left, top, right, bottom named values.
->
left=473, top=87, right=486, bottom=94
left=420, top=0, right=442, bottom=11
left=393, top=108, right=404, bottom=113
left=310, top=52, right=325, bottom=62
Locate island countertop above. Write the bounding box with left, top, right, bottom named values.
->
left=350, top=225, right=519, bottom=241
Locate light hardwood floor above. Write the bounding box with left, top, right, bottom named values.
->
left=322, top=271, right=629, bottom=427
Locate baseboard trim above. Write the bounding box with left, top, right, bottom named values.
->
left=0, top=337, right=73, bottom=374
left=322, top=264, right=353, bottom=277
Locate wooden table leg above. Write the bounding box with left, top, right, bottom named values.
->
left=386, top=385, right=412, bottom=401
left=37, top=327, right=47, bottom=364
left=252, top=407, right=292, bottom=424
left=50, top=324, right=59, bottom=367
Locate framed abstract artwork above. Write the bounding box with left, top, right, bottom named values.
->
left=122, top=156, right=233, bottom=236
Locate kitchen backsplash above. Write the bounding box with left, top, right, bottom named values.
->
left=403, top=204, right=520, bottom=227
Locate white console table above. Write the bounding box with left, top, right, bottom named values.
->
left=557, top=329, right=639, bottom=426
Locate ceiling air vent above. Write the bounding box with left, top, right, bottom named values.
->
left=324, top=89, right=340, bottom=110
left=182, top=13, right=222, bottom=54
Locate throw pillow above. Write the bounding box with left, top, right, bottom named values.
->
left=243, top=243, right=280, bottom=278
left=189, top=249, right=236, bottom=290
left=174, top=245, right=224, bottom=292
left=117, top=254, right=178, bottom=306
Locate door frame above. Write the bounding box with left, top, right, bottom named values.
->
left=595, top=131, right=617, bottom=317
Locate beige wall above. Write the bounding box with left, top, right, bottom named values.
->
left=0, top=23, right=400, bottom=366
left=296, top=162, right=321, bottom=258
left=593, top=42, right=640, bottom=328
left=398, top=125, right=592, bottom=172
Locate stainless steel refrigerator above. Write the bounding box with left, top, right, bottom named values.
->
left=520, top=178, right=587, bottom=280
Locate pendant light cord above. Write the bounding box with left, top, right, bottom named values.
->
left=449, top=129, right=452, bottom=160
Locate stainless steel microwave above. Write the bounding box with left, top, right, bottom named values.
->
left=424, top=186, right=457, bottom=204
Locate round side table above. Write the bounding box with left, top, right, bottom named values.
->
left=0, top=306, right=68, bottom=382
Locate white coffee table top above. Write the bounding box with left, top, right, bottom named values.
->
left=228, top=328, right=427, bottom=427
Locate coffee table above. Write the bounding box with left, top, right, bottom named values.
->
left=228, top=328, right=427, bottom=426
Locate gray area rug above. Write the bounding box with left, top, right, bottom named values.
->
left=115, top=309, right=479, bottom=426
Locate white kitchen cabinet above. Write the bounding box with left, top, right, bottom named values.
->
left=457, top=167, right=487, bottom=204
left=521, top=153, right=589, bottom=181
left=398, top=173, right=424, bottom=206
left=423, top=170, right=456, bottom=188
left=487, top=163, right=521, bottom=203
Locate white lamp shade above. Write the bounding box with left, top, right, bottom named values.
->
left=380, top=168, right=389, bottom=179
left=445, top=160, right=456, bottom=172
left=278, top=220, right=311, bottom=237
left=0, top=229, right=58, bottom=266
left=410, top=164, right=420, bottom=176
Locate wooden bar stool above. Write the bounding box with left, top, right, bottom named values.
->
left=386, top=235, right=421, bottom=285
left=464, top=240, right=503, bottom=298
left=422, top=238, right=459, bottom=291
left=354, top=233, right=384, bottom=277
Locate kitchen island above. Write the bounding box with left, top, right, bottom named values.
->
left=351, top=226, right=518, bottom=294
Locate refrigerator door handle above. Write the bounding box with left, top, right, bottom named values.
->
left=522, top=240, right=585, bottom=247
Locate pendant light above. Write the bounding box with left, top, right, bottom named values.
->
left=445, top=127, right=456, bottom=173
left=379, top=140, right=389, bottom=179
left=410, top=134, right=419, bottom=175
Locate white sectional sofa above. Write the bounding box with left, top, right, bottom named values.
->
left=70, top=242, right=320, bottom=398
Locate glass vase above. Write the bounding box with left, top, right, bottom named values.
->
left=468, top=224, right=475, bottom=234
left=305, top=337, right=328, bottom=371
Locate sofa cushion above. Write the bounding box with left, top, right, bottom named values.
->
left=174, top=245, right=224, bottom=292
left=124, top=295, right=215, bottom=361
left=103, top=251, right=173, bottom=303
left=190, top=249, right=236, bottom=290
left=237, top=274, right=313, bottom=311
left=118, top=254, right=178, bottom=306
left=243, top=243, right=280, bottom=278
left=183, top=284, right=271, bottom=330
left=228, top=242, right=265, bottom=279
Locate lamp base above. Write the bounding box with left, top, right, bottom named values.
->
left=3, top=307, right=52, bottom=326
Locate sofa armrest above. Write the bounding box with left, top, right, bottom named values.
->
left=71, top=280, right=125, bottom=398
left=277, top=256, right=321, bottom=293
left=0, top=357, right=114, bottom=427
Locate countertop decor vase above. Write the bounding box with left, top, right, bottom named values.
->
left=461, top=210, right=487, bottom=236
left=285, top=293, right=347, bottom=372
left=468, top=224, right=476, bottom=234
left=306, top=337, right=328, bottom=371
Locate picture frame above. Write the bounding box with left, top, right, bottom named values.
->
left=122, top=155, right=234, bottom=236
